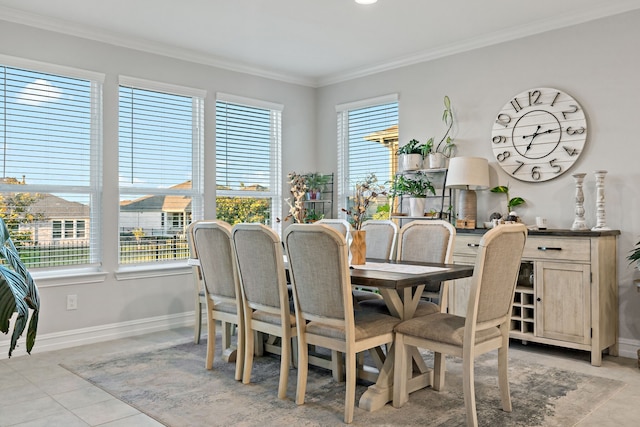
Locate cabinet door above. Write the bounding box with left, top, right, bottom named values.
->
left=536, top=261, right=591, bottom=345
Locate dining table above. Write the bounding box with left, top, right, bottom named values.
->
left=349, top=259, right=475, bottom=412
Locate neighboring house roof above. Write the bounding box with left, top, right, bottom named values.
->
left=120, top=181, right=193, bottom=213
left=29, top=193, right=90, bottom=219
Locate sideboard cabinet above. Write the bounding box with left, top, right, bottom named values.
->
left=449, top=228, right=619, bottom=366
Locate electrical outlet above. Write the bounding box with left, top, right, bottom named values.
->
left=66, top=294, right=78, bottom=310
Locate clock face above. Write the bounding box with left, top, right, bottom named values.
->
left=491, top=88, right=587, bottom=182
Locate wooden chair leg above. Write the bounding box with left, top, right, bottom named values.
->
left=194, top=298, right=202, bottom=344
left=278, top=333, right=291, bottom=399
left=462, top=354, right=478, bottom=427
left=291, top=336, right=299, bottom=368
left=234, top=320, right=244, bottom=382
left=498, top=343, right=512, bottom=412
left=344, top=351, right=356, bottom=424
left=242, top=321, right=255, bottom=384
left=331, top=350, right=345, bottom=382
left=206, top=315, right=216, bottom=370
left=433, top=351, right=446, bottom=391
left=296, top=335, right=309, bottom=405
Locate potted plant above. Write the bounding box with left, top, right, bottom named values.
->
left=396, top=139, right=424, bottom=171
left=341, top=173, right=386, bottom=264
left=490, top=184, right=526, bottom=218
left=627, top=239, right=640, bottom=270
left=404, top=172, right=435, bottom=217
left=305, top=172, right=330, bottom=200
left=425, top=96, right=456, bottom=169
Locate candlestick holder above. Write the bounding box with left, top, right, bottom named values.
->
left=591, top=170, right=610, bottom=231
left=571, top=173, right=588, bottom=231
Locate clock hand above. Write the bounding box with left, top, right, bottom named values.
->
left=523, top=125, right=542, bottom=153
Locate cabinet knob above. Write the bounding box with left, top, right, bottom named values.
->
left=536, top=297, right=541, bottom=302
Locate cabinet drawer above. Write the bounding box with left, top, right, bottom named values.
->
left=523, top=237, right=590, bottom=262
left=455, top=234, right=483, bottom=256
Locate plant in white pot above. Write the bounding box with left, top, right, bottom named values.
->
left=403, top=172, right=435, bottom=217
left=425, top=96, right=456, bottom=169
left=396, top=139, right=424, bottom=171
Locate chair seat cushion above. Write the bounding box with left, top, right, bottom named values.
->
left=306, top=311, right=399, bottom=341
left=252, top=310, right=296, bottom=327
left=395, top=312, right=501, bottom=346
left=358, top=298, right=439, bottom=317
left=211, top=301, right=238, bottom=314
left=352, top=289, right=383, bottom=302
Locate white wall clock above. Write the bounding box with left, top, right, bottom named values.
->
left=491, top=87, right=587, bottom=182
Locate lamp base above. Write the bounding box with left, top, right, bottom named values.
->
left=457, top=189, right=477, bottom=229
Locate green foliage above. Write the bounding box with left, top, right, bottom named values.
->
left=0, top=217, right=40, bottom=357
left=396, top=138, right=423, bottom=155
left=627, top=240, right=640, bottom=266
left=305, top=173, right=331, bottom=192
left=216, top=197, right=271, bottom=225
left=433, top=95, right=456, bottom=157
left=304, top=209, right=324, bottom=223
left=396, top=173, right=435, bottom=198
left=490, top=185, right=526, bottom=213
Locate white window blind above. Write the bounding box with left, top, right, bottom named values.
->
left=0, top=61, right=103, bottom=269
left=118, top=77, right=204, bottom=265
left=215, top=93, right=282, bottom=232
left=337, top=95, right=398, bottom=216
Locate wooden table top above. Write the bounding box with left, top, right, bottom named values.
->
left=349, top=259, right=474, bottom=290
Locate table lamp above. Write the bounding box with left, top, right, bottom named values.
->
left=445, top=157, right=490, bottom=229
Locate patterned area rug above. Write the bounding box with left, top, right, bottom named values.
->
left=62, top=336, right=624, bottom=427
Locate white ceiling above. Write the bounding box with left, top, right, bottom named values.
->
left=2, top=0, right=640, bottom=87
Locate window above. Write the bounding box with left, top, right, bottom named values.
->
left=118, top=76, right=205, bottom=265
left=215, top=93, right=282, bottom=233
left=337, top=95, right=398, bottom=221
left=0, top=56, right=103, bottom=269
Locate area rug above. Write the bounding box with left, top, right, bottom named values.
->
left=62, top=336, right=624, bottom=427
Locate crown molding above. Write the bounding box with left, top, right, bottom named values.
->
left=0, top=6, right=316, bottom=87
left=2, top=2, right=640, bottom=89
left=316, top=1, right=640, bottom=87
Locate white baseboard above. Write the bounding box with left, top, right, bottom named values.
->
left=617, top=337, right=640, bottom=360
left=0, top=311, right=196, bottom=360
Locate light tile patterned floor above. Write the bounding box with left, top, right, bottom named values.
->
left=0, top=327, right=638, bottom=426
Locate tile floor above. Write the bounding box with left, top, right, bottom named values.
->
left=1, top=327, right=639, bottom=426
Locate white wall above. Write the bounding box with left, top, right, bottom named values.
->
left=316, top=11, right=640, bottom=355
left=0, top=20, right=317, bottom=356
left=2, top=10, right=640, bottom=359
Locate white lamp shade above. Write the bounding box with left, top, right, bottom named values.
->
left=445, top=157, right=490, bottom=190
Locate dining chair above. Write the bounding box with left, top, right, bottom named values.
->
left=352, top=219, right=399, bottom=302
left=187, top=220, right=244, bottom=381
left=316, top=218, right=352, bottom=243
left=284, top=223, right=400, bottom=424
left=392, top=223, right=527, bottom=427
left=359, top=220, right=456, bottom=315
left=231, top=223, right=297, bottom=399
left=186, top=225, right=207, bottom=344
left=361, top=219, right=398, bottom=260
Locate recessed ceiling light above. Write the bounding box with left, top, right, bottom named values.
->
left=355, top=0, right=378, bottom=4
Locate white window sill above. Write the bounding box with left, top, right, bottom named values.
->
left=115, top=261, right=191, bottom=281
left=31, top=268, right=108, bottom=288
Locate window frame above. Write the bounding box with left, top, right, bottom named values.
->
left=0, top=54, right=104, bottom=270
left=336, top=94, right=399, bottom=218
left=215, top=92, right=282, bottom=234
left=117, top=76, right=206, bottom=266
